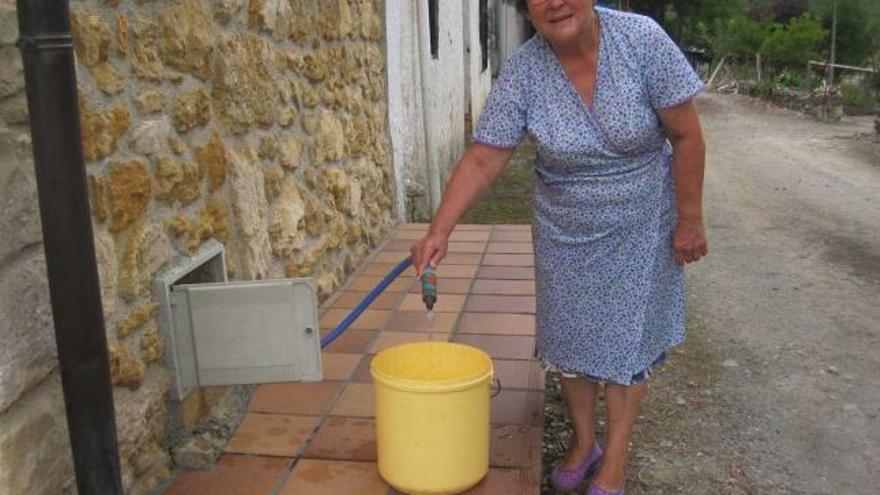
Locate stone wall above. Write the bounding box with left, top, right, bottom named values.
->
left=0, top=0, right=394, bottom=493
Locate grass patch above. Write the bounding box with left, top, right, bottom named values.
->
left=460, top=140, right=536, bottom=224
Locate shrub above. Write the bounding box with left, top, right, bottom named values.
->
left=761, top=14, right=826, bottom=69
left=841, top=83, right=868, bottom=110
left=777, top=71, right=805, bottom=89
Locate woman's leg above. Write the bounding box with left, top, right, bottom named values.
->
left=560, top=375, right=600, bottom=469
left=593, top=381, right=647, bottom=490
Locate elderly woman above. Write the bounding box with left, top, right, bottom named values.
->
left=411, top=1, right=707, bottom=494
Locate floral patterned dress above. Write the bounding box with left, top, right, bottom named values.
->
left=473, top=7, right=704, bottom=385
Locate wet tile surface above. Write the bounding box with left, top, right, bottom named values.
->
left=279, top=459, right=389, bottom=495
left=476, top=266, right=535, bottom=280
left=486, top=242, right=533, bottom=254
left=447, top=241, right=488, bottom=253
left=458, top=313, right=536, bottom=336
left=490, top=230, right=533, bottom=242
left=492, top=359, right=545, bottom=391
left=384, top=311, right=459, bottom=333
left=399, top=293, right=466, bottom=313
left=460, top=467, right=540, bottom=494
left=455, top=334, right=536, bottom=360
left=408, top=277, right=473, bottom=294
left=331, top=383, right=375, bottom=418
left=465, top=295, right=536, bottom=314
left=490, top=389, right=545, bottom=426
left=350, top=354, right=376, bottom=382
left=322, top=330, right=378, bottom=354
left=303, top=417, right=377, bottom=461
left=369, top=331, right=448, bottom=354
left=482, top=254, right=535, bottom=267
left=320, top=309, right=393, bottom=331
left=248, top=381, right=343, bottom=416
left=166, top=224, right=547, bottom=495
left=331, top=291, right=404, bottom=310
left=225, top=413, right=320, bottom=457
left=471, top=279, right=536, bottom=295
left=163, top=455, right=288, bottom=495
left=322, top=353, right=363, bottom=381
left=491, top=425, right=543, bottom=468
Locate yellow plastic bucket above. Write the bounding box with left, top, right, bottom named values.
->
left=371, top=341, right=494, bottom=495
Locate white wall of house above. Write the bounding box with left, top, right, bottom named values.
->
left=417, top=0, right=466, bottom=212
left=385, top=0, right=430, bottom=221
left=463, top=0, right=493, bottom=125
left=492, top=0, right=532, bottom=76
left=387, top=0, right=494, bottom=221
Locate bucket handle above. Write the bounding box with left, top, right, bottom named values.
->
left=490, top=377, right=502, bottom=398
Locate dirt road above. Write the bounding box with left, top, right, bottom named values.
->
left=609, top=93, right=880, bottom=494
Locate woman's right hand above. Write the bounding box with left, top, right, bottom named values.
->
left=410, top=230, right=449, bottom=279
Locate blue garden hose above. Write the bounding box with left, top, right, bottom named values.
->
left=320, top=256, right=414, bottom=349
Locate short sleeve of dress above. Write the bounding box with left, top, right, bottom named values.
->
left=640, top=17, right=705, bottom=110
left=473, top=57, right=527, bottom=148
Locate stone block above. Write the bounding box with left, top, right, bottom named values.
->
left=91, top=62, right=125, bottom=95
left=313, top=109, right=345, bottom=163
left=0, top=163, right=41, bottom=264
left=227, top=146, right=271, bottom=278
left=106, top=160, right=151, bottom=232
left=0, top=252, right=56, bottom=412
left=140, top=322, right=163, bottom=364
left=248, top=0, right=293, bottom=40
left=94, top=230, right=117, bottom=316
left=211, top=33, right=278, bottom=134
left=117, top=13, right=129, bottom=55
left=154, top=155, right=203, bottom=206
left=159, top=0, right=216, bottom=80
left=0, top=46, right=25, bottom=99
left=0, top=374, right=75, bottom=495
left=269, top=178, right=305, bottom=257
left=116, top=301, right=159, bottom=339
left=131, top=117, right=171, bottom=155
left=113, top=368, right=171, bottom=494
left=318, top=0, right=352, bottom=40
left=109, top=340, right=146, bottom=389
left=80, top=104, right=131, bottom=162
left=70, top=10, right=111, bottom=67
left=0, top=3, right=18, bottom=46
left=132, top=15, right=170, bottom=82
left=172, top=87, right=212, bottom=133
left=195, top=133, right=228, bottom=191
left=135, top=90, right=166, bottom=114
left=214, top=0, right=246, bottom=25
left=279, top=135, right=303, bottom=169
left=263, top=164, right=284, bottom=200
left=119, top=222, right=173, bottom=302
left=88, top=174, right=108, bottom=223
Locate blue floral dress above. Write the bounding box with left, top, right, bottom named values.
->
left=473, top=7, right=704, bottom=385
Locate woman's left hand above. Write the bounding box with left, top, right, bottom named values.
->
left=673, top=218, right=708, bottom=265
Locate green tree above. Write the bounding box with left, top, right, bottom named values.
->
left=712, top=15, right=774, bottom=62
left=810, top=0, right=878, bottom=66
left=760, top=13, right=826, bottom=68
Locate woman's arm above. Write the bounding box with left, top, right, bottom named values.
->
left=658, top=99, right=709, bottom=265
left=410, top=142, right=515, bottom=276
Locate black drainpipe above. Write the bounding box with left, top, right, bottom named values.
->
left=15, top=0, right=124, bottom=494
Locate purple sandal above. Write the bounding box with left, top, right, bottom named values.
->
left=549, top=443, right=603, bottom=492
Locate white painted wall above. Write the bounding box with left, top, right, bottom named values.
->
left=492, top=0, right=532, bottom=76
left=385, top=0, right=430, bottom=221
left=463, top=0, right=493, bottom=125
left=417, top=0, right=466, bottom=212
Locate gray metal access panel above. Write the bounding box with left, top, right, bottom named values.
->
left=171, top=279, right=323, bottom=395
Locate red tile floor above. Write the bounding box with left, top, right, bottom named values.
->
left=161, top=224, right=544, bottom=495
